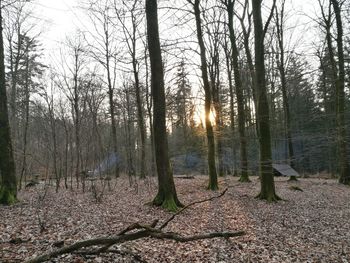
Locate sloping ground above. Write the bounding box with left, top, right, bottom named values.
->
left=0, top=176, right=349, bottom=262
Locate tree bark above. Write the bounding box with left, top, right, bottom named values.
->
left=0, top=4, right=17, bottom=205
left=192, top=0, right=218, bottom=190
left=226, top=0, right=250, bottom=182
left=19, top=47, right=30, bottom=190
left=105, top=48, right=120, bottom=179
left=275, top=2, right=295, bottom=174
left=330, top=0, right=350, bottom=184
left=146, top=0, right=182, bottom=210
left=116, top=1, right=146, bottom=178
left=252, top=0, right=279, bottom=201
left=223, top=38, right=237, bottom=176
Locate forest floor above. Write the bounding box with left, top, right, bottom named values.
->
left=1, top=176, right=350, bottom=263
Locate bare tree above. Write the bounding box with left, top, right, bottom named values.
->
left=146, top=0, right=182, bottom=210
left=274, top=0, right=296, bottom=181
left=189, top=0, right=218, bottom=190
left=84, top=0, right=120, bottom=178
left=223, top=0, right=250, bottom=182
left=0, top=0, right=17, bottom=205
left=54, top=35, right=87, bottom=188
left=115, top=0, right=147, bottom=178
left=329, top=0, right=350, bottom=184
left=252, top=0, right=280, bottom=201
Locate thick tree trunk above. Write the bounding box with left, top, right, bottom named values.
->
left=226, top=0, right=249, bottom=182
left=146, top=0, right=182, bottom=210
left=330, top=0, right=350, bottom=185
left=252, top=0, right=279, bottom=201
left=0, top=5, right=17, bottom=205
left=192, top=0, right=218, bottom=190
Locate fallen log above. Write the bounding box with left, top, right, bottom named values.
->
left=25, top=188, right=244, bottom=263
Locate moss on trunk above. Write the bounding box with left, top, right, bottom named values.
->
left=0, top=187, right=17, bottom=205
left=208, top=179, right=219, bottom=191
left=146, top=0, right=183, bottom=211
left=152, top=191, right=183, bottom=212
left=256, top=191, right=281, bottom=202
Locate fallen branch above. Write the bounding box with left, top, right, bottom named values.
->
left=25, top=188, right=244, bottom=263
left=25, top=227, right=244, bottom=263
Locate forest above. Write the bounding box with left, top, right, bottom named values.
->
left=0, top=0, right=350, bottom=262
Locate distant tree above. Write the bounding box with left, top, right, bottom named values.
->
left=54, top=35, right=87, bottom=189
left=119, top=81, right=136, bottom=182
left=330, top=0, right=350, bottom=184
left=115, top=0, right=147, bottom=178
left=146, top=0, right=182, bottom=210
left=4, top=0, right=33, bottom=145
left=171, top=59, right=193, bottom=155
left=0, top=1, right=17, bottom=205
left=203, top=6, right=225, bottom=177
left=38, top=76, right=60, bottom=192
left=84, top=0, right=120, bottom=178
left=223, top=0, right=250, bottom=182
left=287, top=55, right=327, bottom=173
left=14, top=35, right=46, bottom=189
left=252, top=0, right=280, bottom=201
left=190, top=0, right=219, bottom=190
left=274, top=0, right=296, bottom=180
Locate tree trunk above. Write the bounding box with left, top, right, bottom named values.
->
left=330, top=0, right=350, bottom=185
left=192, top=0, right=218, bottom=190
left=252, top=0, right=279, bottom=201
left=226, top=0, right=249, bottom=182
left=236, top=0, right=259, bottom=136
left=0, top=5, right=17, bottom=205
left=132, top=57, right=146, bottom=179
left=275, top=2, right=295, bottom=173
left=73, top=50, right=81, bottom=189
left=124, top=86, right=136, bottom=182
left=223, top=40, right=238, bottom=176
left=19, top=51, right=30, bottom=190
left=144, top=46, right=156, bottom=177
left=146, top=0, right=182, bottom=210
left=105, top=51, right=120, bottom=179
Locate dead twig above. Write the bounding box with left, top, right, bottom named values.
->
left=25, top=188, right=244, bottom=263
left=25, top=227, right=244, bottom=263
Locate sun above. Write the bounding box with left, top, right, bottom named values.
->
left=194, top=106, right=216, bottom=127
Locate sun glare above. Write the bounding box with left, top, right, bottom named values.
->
left=197, top=107, right=216, bottom=127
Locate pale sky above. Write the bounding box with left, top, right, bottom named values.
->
left=35, top=0, right=84, bottom=51
left=27, top=0, right=322, bottom=126
left=33, top=0, right=319, bottom=59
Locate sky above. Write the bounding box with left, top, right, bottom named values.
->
left=24, top=0, right=324, bottom=126
left=33, top=0, right=319, bottom=58
left=34, top=0, right=84, bottom=51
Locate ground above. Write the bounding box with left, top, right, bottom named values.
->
left=0, top=176, right=349, bottom=263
